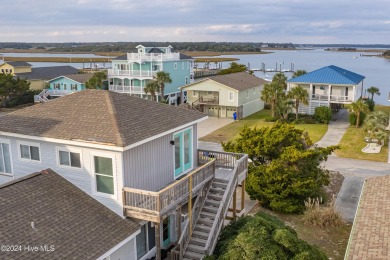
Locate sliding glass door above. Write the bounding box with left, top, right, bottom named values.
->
left=174, top=128, right=192, bottom=178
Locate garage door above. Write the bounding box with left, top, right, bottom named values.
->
left=226, top=107, right=236, bottom=118
left=208, top=106, right=219, bottom=117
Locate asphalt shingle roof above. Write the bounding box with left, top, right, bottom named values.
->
left=54, top=73, right=94, bottom=83
left=16, top=66, right=80, bottom=80
left=287, top=65, right=365, bottom=85
left=0, top=169, right=140, bottom=260
left=4, top=61, right=32, bottom=67
left=113, top=54, right=127, bottom=60
left=180, top=53, right=193, bottom=60
left=0, top=90, right=206, bottom=147
left=208, top=71, right=268, bottom=91
left=346, top=175, right=390, bottom=259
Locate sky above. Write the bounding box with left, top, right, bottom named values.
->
left=1, top=0, right=390, bottom=44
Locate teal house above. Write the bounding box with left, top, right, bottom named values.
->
left=108, top=45, right=194, bottom=105
left=47, top=74, right=93, bottom=96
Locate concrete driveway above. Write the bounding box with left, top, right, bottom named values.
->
left=197, top=117, right=233, bottom=138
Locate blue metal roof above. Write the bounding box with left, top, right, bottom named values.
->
left=287, top=65, right=365, bottom=85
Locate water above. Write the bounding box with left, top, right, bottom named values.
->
left=212, top=49, right=390, bottom=105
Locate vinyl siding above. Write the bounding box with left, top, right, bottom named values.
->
left=0, top=136, right=124, bottom=216
left=123, top=124, right=198, bottom=191
left=237, top=86, right=264, bottom=118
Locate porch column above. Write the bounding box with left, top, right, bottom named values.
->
left=241, top=180, right=246, bottom=213
left=352, top=85, right=356, bottom=101
left=155, top=223, right=161, bottom=260
left=122, top=78, right=124, bottom=92
left=328, top=84, right=331, bottom=103
left=141, top=80, right=143, bottom=98
left=309, top=84, right=313, bottom=114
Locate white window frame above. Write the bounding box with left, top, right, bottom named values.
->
left=228, top=91, right=235, bottom=102
left=0, top=138, right=13, bottom=176
left=172, top=126, right=193, bottom=180
left=91, top=151, right=117, bottom=198
left=56, top=146, right=83, bottom=170
left=193, top=91, right=198, bottom=97
left=174, top=63, right=177, bottom=69
left=17, top=141, right=41, bottom=163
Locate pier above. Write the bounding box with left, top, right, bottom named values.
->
left=248, top=62, right=295, bottom=73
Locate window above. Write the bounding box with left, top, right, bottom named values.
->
left=94, top=156, right=114, bottom=195
left=228, top=91, right=234, bottom=101
left=185, top=76, right=188, bottom=85
left=187, top=61, right=190, bottom=69
left=19, top=143, right=40, bottom=161
left=71, top=84, right=78, bottom=90
left=0, top=141, right=12, bottom=175
left=174, top=63, right=177, bottom=69
left=54, top=83, right=60, bottom=90
left=182, top=62, right=185, bottom=69
left=208, top=91, right=212, bottom=95
left=193, top=91, right=198, bottom=97
left=63, top=84, right=67, bottom=90
left=58, top=149, right=81, bottom=168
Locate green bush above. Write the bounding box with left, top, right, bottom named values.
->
left=5, top=90, right=40, bottom=108
left=314, top=106, right=332, bottom=124
left=349, top=112, right=366, bottom=126
left=211, top=212, right=327, bottom=260
left=364, top=99, right=375, bottom=112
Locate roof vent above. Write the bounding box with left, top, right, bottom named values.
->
left=31, top=222, right=35, bottom=229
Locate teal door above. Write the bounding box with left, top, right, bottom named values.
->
left=174, top=129, right=193, bottom=178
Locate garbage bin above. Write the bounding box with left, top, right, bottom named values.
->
left=233, top=112, right=237, bottom=121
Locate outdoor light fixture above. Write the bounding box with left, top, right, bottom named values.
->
left=170, top=140, right=175, bottom=145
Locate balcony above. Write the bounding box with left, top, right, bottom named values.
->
left=109, top=85, right=144, bottom=94
left=199, top=96, right=219, bottom=104
left=311, top=94, right=353, bottom=103
left=107, top=69, right=157, bottom=78
left=127, top=52, right=180, bottom=62
left=122, top=150, right=247, bottom=223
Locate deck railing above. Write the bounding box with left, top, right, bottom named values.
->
left=311, top=94, right=352, bottom=102
left=109, top=85, right=144, bottom=94
left=204, top=153, right=248, bottom=255
left=107, top=69, right=157, bottom=77
left=198, top=149, right=241, bottom=168
left=199, top=96, right=219, bottom=104
left=127, top=52, right=180, bottom=62
left=122, top=160, right=215, bottom=222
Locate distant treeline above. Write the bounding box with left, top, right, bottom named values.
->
left=0, top=42, right=295, bottom=53
left=299, top=44, right=390, bottom=49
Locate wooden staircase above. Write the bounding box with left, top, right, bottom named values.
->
left=34, top=89, right=50, bottom=103
left=183, top=179, right=228, bottom=260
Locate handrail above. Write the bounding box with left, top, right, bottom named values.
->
left=171, top=179, right=212, bottom=260
left=122, top=160, right=215, bottom=219
left=204, top=154, right=248, bottom=255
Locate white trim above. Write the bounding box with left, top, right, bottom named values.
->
left=0, top=138, right=13, bottom=176
left=228, top=91, right=235, bottom=102
left=17, top=140, right=42, bottom=163
left=90, top=151, right=118, bottom=199
left=0, top=117, right=207, bottom=153
left=96, top=229, right=141, bottom=260
left=55, top=146, right=83, bottom=170
left=193, top=90, right=198, bottom=97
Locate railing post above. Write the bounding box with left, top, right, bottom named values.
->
left=122, top=190, right=126, bottom=216
left=188, top=175, right=193, bottom=237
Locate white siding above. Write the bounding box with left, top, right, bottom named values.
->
left=109, top=237, right=137, bottom=260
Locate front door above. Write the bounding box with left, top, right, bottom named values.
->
left=174, top=128, right=192, bottom=178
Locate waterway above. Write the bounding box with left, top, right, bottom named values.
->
left=1, top=49, right=389, bottom=104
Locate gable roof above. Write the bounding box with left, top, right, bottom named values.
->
left=50, top=73, right=94, bottom=83
left=207, top=72, right=268, bottom=91
left=287, top=65, right=365, bottom=85
left=113, top=54, right=127, bottom=60
left=0, top=169, right=140, bottom=260
left=346, top=175, right=390, bottom=259
left=16, top=66, right=80, bottom=80
left=148, top=47, right=164, bottom=53
left=0, top=90, right=206, bottom=147
left=2, top=61, right=32, bottom=67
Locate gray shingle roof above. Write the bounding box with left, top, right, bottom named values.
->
left=0, top=90, right=206, bottom=147
left=5, top=61, right=32, bottom=67
left=16, top=66, right=79, bottom=80
left=209, top=71, right=268, bottom=91
left=55, top=73, right=94, bottom=83
left=113, top=54, right=127, bottom=60
left=180, top=53, right=193, bottom=60
left=0, top=169, right=140, bottom=260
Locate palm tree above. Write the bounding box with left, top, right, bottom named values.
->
left=363, top=111, right=389, bottom=142
left=261, top=73, right=287, bottom=117
left=155, top=71, right=172, bottom=101
left=366, top=86, right=380, bottom=101
left=287, top=86, right=309, bottom=120
left=144, top=81, right=160, bottom=101
left=349, top=100, right=369, bottom=128
left=292, top=70, right=307, bottom=78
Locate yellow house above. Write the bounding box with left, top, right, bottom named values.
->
left=0, top=61, right=32, bottom=75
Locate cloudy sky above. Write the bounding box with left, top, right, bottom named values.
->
left=1, top=0, right=390, bottom=43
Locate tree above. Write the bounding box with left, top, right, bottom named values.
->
left=155, top=71, right=172, bottom=101
left=292, top=69, right=307, bottom=78
left=0, top=74, right=30, bottom=107
left=260, top=73, right=287, bottom=118
left=349, top=100, right=369, bottom=128
left=211, top=212, right=327, bottom=260
left=222, top=123, right=337, bottom=214
left=144, top=80, right=160, bottom=101
left=366, top=86, right=380, bottom=101
left=363, top=111, right=389, bottom=144
left=287, top=86, right=309, bottom=120
left=218, top=62, right=247, bottom=75
left=85, top=71, right=107, bottom=89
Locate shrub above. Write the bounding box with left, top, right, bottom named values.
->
left=314, top=106, right=332, bottom=124
left=211, top=212, right=328, bottom=260
left=5, top=90, right=40, bottom=108
left=349, top=112, right=366, bottom=126
left=364, top=98, right=375, bottom=112
left=304, top=197, right=344, bottom=228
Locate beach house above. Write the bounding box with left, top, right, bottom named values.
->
left=286, top=65, right=365, bottom=115
left=108, top=45, right=194, bottom=105
left=0, top=90, right=248, bottom=259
